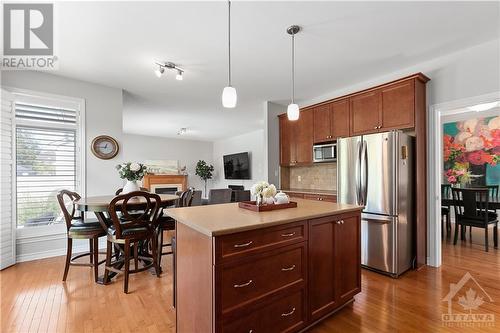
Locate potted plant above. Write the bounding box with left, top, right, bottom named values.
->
left=116, top=162, right=148, bottom=193
left=195, top=160, right=214, bottom=197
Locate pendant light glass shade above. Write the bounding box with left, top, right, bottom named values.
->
left=222, top=1, right=237, bottom=108
left=287, top=103, right=300, bottom=121
left=286, top=25, right=301, bottom=121
left=222, top=86, right=237, bottom=108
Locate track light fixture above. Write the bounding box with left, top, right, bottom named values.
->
left=154, top=61, right=184, bottom=80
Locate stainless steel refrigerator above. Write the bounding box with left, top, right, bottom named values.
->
left=337, top=131, right=414, bottom=277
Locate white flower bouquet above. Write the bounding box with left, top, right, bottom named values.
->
left=251, top=181, right=277, bottom=205
left=116, top=162, right=148, bottom=181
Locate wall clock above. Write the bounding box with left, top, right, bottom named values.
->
left=91, top=135, right=119, bottom=160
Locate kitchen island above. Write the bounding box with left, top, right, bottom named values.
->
left=165, top=198, right=363, bottom=333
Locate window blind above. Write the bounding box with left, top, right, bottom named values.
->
left=15, top=103, right=78, bottom=227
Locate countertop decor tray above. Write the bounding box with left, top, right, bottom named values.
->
left=238, top=201, right=298, bottom=212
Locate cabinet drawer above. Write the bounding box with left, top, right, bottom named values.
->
left=303, top=194, right=336, bottom=203
left=216, top=221, right=306, bottom=261
left=223, top=289, right=305, bottom=333
left=220, top=245, right=305, bottom=314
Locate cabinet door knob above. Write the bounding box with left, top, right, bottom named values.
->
left=281, top=307, right=296, bottom=317
left=281, top=264, right=296, bottom=272
left=374, top=126, right=378, bottom=129
left=234, top=279, right=253, bottom=288
left=234, top=241, right=253, bottom=248
left=341, top=220, right=345, bottom=224
left=336, top=221, right=341, bottom=224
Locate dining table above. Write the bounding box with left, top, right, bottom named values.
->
left=74, top=193, right=179, bottom=284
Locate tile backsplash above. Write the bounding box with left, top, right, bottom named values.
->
left=288, top=163, right=336, bottom=190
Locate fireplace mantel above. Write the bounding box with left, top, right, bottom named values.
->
left=143, top=174, right=188, bottom=194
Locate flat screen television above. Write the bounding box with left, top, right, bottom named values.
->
left=223, top=152, right=250, bottom=180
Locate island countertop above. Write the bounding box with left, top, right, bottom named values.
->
left=164, top=198, right=363, bottom=236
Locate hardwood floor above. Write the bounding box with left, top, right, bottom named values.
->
left=1, top=232, right=499, bottom=333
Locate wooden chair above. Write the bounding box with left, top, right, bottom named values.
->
left=451, top=188, right=498, bottom=251
left=103, top=191, right=162, bottom=293
left=57, top=190, right=106, bottom=282
left=157, top=189, right=194, bottom=269
left=441, top=184, right=451, bottom=239
left=466, top=185, right=499, bottom=237
left=115, top=187, right=148, bottom=195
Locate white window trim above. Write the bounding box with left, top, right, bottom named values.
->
left=5, top=87, right=86, bottom=240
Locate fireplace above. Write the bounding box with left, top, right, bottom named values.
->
left=143, top=174, right=188, bottom=194
left=150, top=183, right=184, bottom=195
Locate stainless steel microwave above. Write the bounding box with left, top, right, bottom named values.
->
left=313, top=143, right=337, bottom=163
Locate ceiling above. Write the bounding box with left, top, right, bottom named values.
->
left=52, top=1, right=499, bottom=141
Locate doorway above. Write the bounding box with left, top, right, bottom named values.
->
left=428, top=92, right=500, bottom=267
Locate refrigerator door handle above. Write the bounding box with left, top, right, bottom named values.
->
left=360, top=140, right=368, bottom=206
left=356, top=140, right=362, bottom=205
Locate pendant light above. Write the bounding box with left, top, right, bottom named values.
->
left=286, top=25, right=301, bottom=121
left=222, top=1, right=237, bottom=108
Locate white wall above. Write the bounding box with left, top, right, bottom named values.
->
left=265, top=102, right=287, bottom=188
left=1, top=71, right=215, bottom=261
left=212, top=129, right=266, bottom=191
left=122, top=133, right=213, bottom=192
left=301, top=39, right=500, bottom=108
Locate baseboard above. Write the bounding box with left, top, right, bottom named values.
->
left=16, top=238, right=108, bottom=263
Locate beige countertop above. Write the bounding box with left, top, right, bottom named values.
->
left=281, top=188, right=337, bottom=196
left=165, top=198, right=362, bottom=237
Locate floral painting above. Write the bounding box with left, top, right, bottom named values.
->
left=443, top=116, right=500, bottom=186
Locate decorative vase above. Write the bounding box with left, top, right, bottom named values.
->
left=256, top=194, right=263, bottom=206
left=264, top=197, right=274, bottom=205
left=122, top=180, right=140, bottom=193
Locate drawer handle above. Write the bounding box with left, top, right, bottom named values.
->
left=234, top=241, right=253, bottom=248
left=281, top=264, right=296, bottom=272
left=281, top=232, right=296, bottom=237
left=234, top=280, right=253, bottom=288
left=281, top=307, right=296, bottom=317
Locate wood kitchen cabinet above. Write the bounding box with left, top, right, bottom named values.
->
left=308, top=212, right=361, bottom=321
left=380, top=80, right=415, bottom=130
left=279, top=111, right=313, bottom=166
left=350, top=90, right=381, bottom=135
left=313, top=99, right=350, bottom=143
left=173, top=201, right=363, bottom=333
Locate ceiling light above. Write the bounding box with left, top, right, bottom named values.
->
left=467, top=101, right=499, bottom=112
left=154, top=66, right=164, bottom=78
left=222, top=0, right=237, bottom=108
left=154, top=61, right=184, bottom=80
left=176, top=70, right=183, bottom=81
left=286, top=25, right=301, bottom=121
left=177, top=127, right=187, bottom=135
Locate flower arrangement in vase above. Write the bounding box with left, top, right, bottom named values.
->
left=250, top=181, right=277, bottom=206
left=116, top=162, right=148, bottom=193
left=443, top=116, right=500, bottom=186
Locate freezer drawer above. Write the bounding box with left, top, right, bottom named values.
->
left=361, top=213, right=396, bottom=275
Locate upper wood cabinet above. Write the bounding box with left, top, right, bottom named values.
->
left=313, top=104, right=331, bottom=143
left=380, top=80, right=415, bottom=130
left=313, top=100, right=350, bottom=143
left=330, top=99, right=350, bottom=139
left=350, top=90, right=381, bottom=135
left=279, top=111, right=313, bottom=166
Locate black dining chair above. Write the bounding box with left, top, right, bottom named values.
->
left=57, top=190, right=106, bottom=282
left=208, top=188, right=232, bottom=205
left=441, top=184, right=452, bottom=239
left=451, top=188, right=498, bottom=251
left=103, top=191, right=162, bottom=293
left=464, top=185, right=499, bottom=238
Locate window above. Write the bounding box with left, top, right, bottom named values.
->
left=14, top=94, right=84, bottom=229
